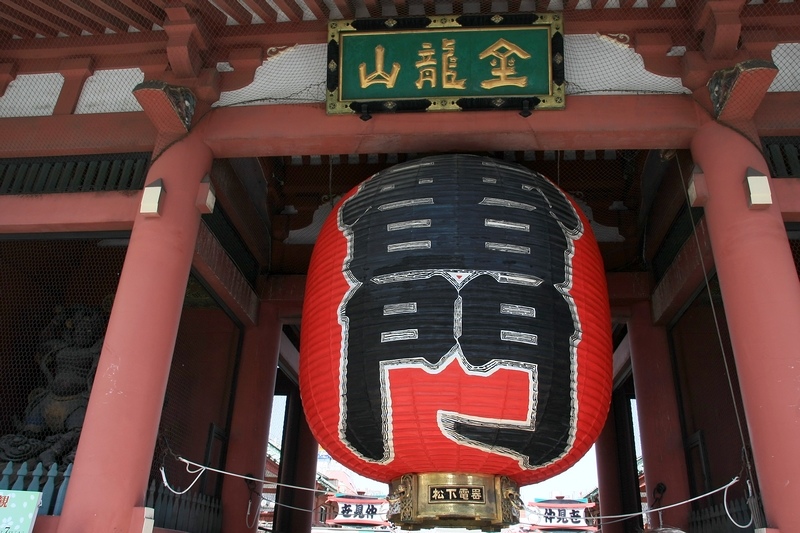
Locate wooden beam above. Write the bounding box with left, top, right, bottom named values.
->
left=210, top=159, right=272, bottom=267
left=774, top=178, right=800, bottom=222
left=53, top=57, right=95, bottom=115
left=193, top=222, right=260, bottom=325
left=263, top=275, right=306, bottom=305
left=1, top=93, right=799, bottom=160
left=0, top=112, right=157, bottom=158
left=0, top=190, right=139, bottom=234
left=0, top=62, right=16, bottom=97
left=200, top=96, right=705, bottom=157
left=607, top=272, right=653, bottom=309
left=651, top=217, right=714, bottom=325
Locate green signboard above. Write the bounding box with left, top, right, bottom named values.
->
left=0, top=490, right=41, bottom=533
left=326, top=14, right=564, bottom=115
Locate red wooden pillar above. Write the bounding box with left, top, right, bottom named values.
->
left=627, top=301, right=690, bottom=530
left=595, top=415, right=624, bottom=533
left=692, top=120, right=800, bottom=531
left=290, top=410, right=319, bottom=533
left=221, top=303, right=282, bottom=533
left=273, top=389, right=319, bottom=533
left=57, top=134, right=213, bottom=533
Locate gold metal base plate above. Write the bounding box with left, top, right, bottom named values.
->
left=387, top=472, right=521, bottom=531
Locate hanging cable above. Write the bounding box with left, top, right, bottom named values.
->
left=521, top=476, right=740, bottom=527
left=724, top=478, right=754, bottom=529
left=245, top=497, right=259, bottom=529
left=158, top=463, right=205, bottom=495
left=160, top=454, right=326, bottom=515
left=178, top=456, right=323, bottom=493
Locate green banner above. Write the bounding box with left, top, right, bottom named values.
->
left=327, top=15, right=564, bottom=114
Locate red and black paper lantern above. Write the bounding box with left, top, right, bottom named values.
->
left=300, top=154, right=612, bottom=486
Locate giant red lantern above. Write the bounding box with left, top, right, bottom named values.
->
left=300, top=154, right=612, bottom=530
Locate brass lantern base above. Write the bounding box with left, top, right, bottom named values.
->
left=387, top=472, right=521, bottom=531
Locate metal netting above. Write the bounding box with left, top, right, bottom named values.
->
left=0, top=238, right=125, bottom=467
left=269, top=149, right=645, bottom=273
left=0, top=2, right=795, bottom=277
left=154, top=274, right=243, bottom=498
left=668, top=274, right=751, bottom=505
left=0, top=235, right=241, bottom=497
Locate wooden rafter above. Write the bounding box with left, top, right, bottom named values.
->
left=299, top=0, right=326, bottom=23
left=329, top=0, right=353, bottom=19
left=182, top=0, right=228, bottom=28
left=0, top=0, right=83, bottom=36
left=0, top=1, right=795, bottom=68
left=84, top=0, right=154, bottom=32
left=0, top=17, right=36, bottom=39
left=61, top=0, right=130, bottom=33
left=240, top=0, right=279, bottom=23
left=123, top=0, right=165, bottom=21
left=274, top=0, right=307, bottom=21
left=211, top=0, right=254, bottom=24
left=26, top=0, right=108, bottom=35
left=0, top=3, right=60, bottom=37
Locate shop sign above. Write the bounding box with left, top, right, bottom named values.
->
left=327, top=496, right=390, bottom=527
left=525, top=499, right=597, bottom=531
left=326, top=14, right=564, bottom=115
left=0, top=490, right=41, bottom=533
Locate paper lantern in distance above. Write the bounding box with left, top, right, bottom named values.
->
left=300, top=154, right=612, bottom=530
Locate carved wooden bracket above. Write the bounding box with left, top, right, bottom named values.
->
left=54, top=57, right=94, bottom=115
left=163, top=3, right=208, bottom=79
left=133, top=80, right=197, bottom=135
left=698, top=0, right=744, bottom=61
left=0, top=62, right=17, bottom=98
left=708, top=59, right=778, bottom=121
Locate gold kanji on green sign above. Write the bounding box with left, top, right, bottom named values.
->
left=327, top=15, right=565, bottom=114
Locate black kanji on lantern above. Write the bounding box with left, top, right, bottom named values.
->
left=336, top=154, right=583, bottom=468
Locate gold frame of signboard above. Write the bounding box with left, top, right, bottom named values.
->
left=325, top=13, right=565, bottom=116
